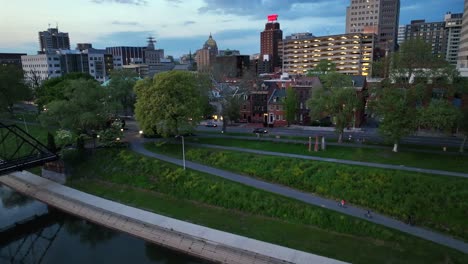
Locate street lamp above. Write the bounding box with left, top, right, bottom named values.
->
left=175, top=135, right=186, bottom=170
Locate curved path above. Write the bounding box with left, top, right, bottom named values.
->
left=186, top=142, right=468, bottom=178
left=130, top=137, right=468, bottom=254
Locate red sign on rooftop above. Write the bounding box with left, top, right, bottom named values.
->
left=267, top=14, right=278, bottom=22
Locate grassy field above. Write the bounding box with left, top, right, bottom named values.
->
left=145, top=142, right=468, bottom=241
left=67, top=149, right=468, bottom=264
left=187, top=137, right=468, bottom=173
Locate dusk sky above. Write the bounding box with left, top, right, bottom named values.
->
left=1, top=0, right=465, bottom=58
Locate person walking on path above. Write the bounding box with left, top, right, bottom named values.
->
left=340, top=199, right=346, bottom=208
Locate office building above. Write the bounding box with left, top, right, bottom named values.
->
left=260, top=14, right=283, bottom=73
left=0, top=53, right=26, bottom=67
left=39, top=27, right=70, bottom=52
left=21, top=54, right=62, bottom=85
left=279, top=33, right=375, bottom=76
left=144, top=37, right=164, bottom=64
left=213, top=55, right=250, bottom=78
left=106, top=46, right=145, bottom=65
left=218, top=49, right=240, bottom=56
left=83, top=48, right=114, bottom=83
left=76, top=43, right=93, bottom=51
left=346, top=0, right=400, bottom=52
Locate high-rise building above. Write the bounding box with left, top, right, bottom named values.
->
left=279, top=33, right=375, bottom=76
left=260, top=14, right=283, bottom=73
left=196, top=34, right=218, bottom=72
left=106, top=46, right=145, bottom=65
left=445, top=13, right=463, bottom=65
left=458, top=0, right=468, bottom=76
left=38, top=27, right=70, bottom=53
left=346, top=0, right=400, bottom=52
left=57, top=50, right=89, bottom=76
left=403, top=20, right=447, bottom=55
left=401, top=13, right=462, bottom=65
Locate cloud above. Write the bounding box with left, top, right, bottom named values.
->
left=183, top=21, right=196, bottom=26
left=93, top=31, right=156, bottom=48
left=197, top=0, right=342, bottom=19
left=112, top=21, right=140, bottom=26
left=166, top=0, right=182, bottom=5
left=91, top=0, right=147, bottom=6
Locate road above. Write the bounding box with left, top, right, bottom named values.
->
left=197, top=125, right=467, bottom=149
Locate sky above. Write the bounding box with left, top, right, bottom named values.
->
left=0, top=0, right=465, bottom=58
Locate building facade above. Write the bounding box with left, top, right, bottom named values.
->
left=0, top=53, right=26, bottom=67
left=403, top=19, right=447, bottom=55
left=213, top=55, right=250, bottom=78
left=445, top=13, right=463, bottom=65
left=260, top=15, right=283, bottom=73
left=39, top=27, right=70, bottom=53
left=83, top=48, right=114, bottom=83
left=21, top=54, right=62, bottom=85
left=346, top=0, right=400, bottom=52
left=196, top=34, right=218, bottom=72
left=144, top=37, right=164, bottom=64
left=106, top=46, right=145, bottom=66
left=397, top=25, right=406, bottom=45
left=279, top=33, right=375, bottom=76
left=458, top=0, right=468, bottom=76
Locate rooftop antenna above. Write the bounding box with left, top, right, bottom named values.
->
left=56, top=22, right=59, bottom=29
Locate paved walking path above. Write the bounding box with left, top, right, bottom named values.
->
left=0, top=171, right=347, bottom=264
left=185, top=142, right=468, bottom=178
left=131, top=138, right=468, bottom=254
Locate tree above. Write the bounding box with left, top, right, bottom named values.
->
left=106, top=69, right=138, bottom=116
left=284, top=87, right=298, bottom=126
left=374, top=86, right=417, bottom=152
left=307, top=73, right=361, bottom=143
left=0, top=65, right=31, bottom=115
left=307, top=60, right=336, bottom=76
left=35, top=72, right=94, bottom=113
left=458, top=108, right=468, bottom=152
left=39, top=79, right=111, bottom=134
left=416, top=99, right=461, bottom=132
left=134, top=71, right=210, bottom=137
left=222, top=95, right=241, bottom=126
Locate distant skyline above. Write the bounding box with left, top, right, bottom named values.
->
left=1, top=0, right=464, bottom=58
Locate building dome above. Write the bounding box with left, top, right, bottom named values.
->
left=203, top=34, right=218, bottom=50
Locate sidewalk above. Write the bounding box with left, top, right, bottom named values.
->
left=130, top=136, right=468, bottom=254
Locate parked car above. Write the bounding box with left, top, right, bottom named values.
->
left=206, top=122, right=217, bottom=127
left=253, top=128, right=268, bottom=134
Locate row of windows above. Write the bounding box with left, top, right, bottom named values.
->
left=350, top=10, right=378, bottom=15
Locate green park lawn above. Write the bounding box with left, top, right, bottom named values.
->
left=187, top=137, right=468, bottom=173
left=68, top=148, right=468, bottom=264
left=145, top=142, right=468, bottom=241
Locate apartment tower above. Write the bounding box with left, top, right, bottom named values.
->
left=260, top=14, right=283, bottom=73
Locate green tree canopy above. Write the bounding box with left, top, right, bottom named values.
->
left=307, top=60, right=336, bottom=76
left=284, top=87, right=298, bottom=126
left=373, top=86, right=418, bottom=152
left=0, top=65, right=31, bottom=114
left=416, top=99, right=461, bottom=132
left=134, top=71, right=210, bottom=137
left=39, top=78, right=112, bottom=134
left=35, top=72, right=94, bottom=112
left=106, top=69, right=138, bottom=116
left=307, top=73, right=361, bottom=143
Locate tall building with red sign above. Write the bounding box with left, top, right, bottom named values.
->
left=260, top=14, right=282, bottom=73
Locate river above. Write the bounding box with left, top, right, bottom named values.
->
left=0, top=184, right=210, bottom=264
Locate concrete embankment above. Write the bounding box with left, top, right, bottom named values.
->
left=0, top=171, right=347, bottom=264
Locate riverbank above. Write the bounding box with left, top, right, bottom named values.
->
left=0, top=171, right=346, bottom=264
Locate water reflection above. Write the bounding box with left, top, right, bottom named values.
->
left=0, top=184, right=210, bottom=264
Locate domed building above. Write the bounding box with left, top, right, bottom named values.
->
left=196, top=34, right=219, bottom=72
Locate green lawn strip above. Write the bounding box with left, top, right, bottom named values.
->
left=1, top=124, right=54, bottom=159
left=70, top=179, right=468, bottom=264
left=145, top=142, right=468, bottom=241
left=187, top=137, right=468, bottom=173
